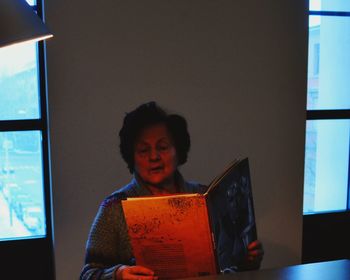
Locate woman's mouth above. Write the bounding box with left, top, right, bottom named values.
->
left=149, top=166, right=163, bottom=173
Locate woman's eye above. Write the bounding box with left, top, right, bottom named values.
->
left=158, top=144, right=170, bottom=151
left=137, top=148, right=148, bottom=155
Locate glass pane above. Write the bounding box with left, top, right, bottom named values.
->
left=309, top=0, right=322, bottom=11
left=303, top=120, right=350, bottom=214
left=0, top=42, right=40, bottom=120
left=0, top=131, right=46, bottom=241
left=307, top=16, right=350, bottom=110
left=26, top=0, right=36, bottom=5
left=310, top=0, right=350, bottom=12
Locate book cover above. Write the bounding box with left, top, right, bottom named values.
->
left=121, top=157, right=257, bottom=278
left=121, top=194, right=217, bottom=278
left=206, top=158, right=257, bottom=272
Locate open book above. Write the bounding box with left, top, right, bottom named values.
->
left=121, top=157, right=257, bottom=279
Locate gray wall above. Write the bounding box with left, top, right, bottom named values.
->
left=45, top=1, right=308, bottom=279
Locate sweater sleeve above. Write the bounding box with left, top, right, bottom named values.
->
left=80, top=196, right=134, bottom=280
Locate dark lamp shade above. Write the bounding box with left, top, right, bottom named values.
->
left=0, top=0, right=53, bottom=48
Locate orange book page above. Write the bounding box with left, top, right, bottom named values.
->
left=122, top=194, right=218, bottom=279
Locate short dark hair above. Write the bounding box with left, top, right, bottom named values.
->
left=119, top=102, right=191, bottom=173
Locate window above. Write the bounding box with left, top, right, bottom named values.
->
left=303, top=0, right=350, bottom=214
left=0, top=1, right=54, bottom=278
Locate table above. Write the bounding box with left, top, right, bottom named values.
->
left=184, top=259, right=350, bottom=280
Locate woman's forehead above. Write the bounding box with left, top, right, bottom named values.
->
left=137, top=123, right=172, bottom=143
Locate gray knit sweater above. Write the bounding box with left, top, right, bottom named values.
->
left=80, top=174, right=206, bottom=280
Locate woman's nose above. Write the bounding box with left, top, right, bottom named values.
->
left=149, top=149, right=160, bottom=161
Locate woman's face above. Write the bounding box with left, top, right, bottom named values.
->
left=134, top=123, right=178, bottom=188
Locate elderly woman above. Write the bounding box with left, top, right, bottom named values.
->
left=80, top=102, right=263, bottom=280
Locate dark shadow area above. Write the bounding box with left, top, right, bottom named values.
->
left=302, top=211, right=350, bottom=263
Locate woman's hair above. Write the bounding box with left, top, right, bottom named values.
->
left=119, top=101, right=191, bottom=173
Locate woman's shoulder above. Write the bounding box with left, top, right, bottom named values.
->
left=101, top=181, right=138, bottom=207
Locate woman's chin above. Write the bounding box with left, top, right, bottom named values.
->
left=144, top=175, right=172, bottom=188
left=147, top=178, right=166, bottom=186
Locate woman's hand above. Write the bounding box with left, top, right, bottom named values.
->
left=239, top=240, right=264, bottom=271
left=116, top=265, right=158, bottom=280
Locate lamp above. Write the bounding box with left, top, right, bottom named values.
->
left=0, top=0, right=53, bottom=49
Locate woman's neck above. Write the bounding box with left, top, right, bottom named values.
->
left=146, top=183, right=178, bottom=195
left=135, top=174, right=179, bottom=195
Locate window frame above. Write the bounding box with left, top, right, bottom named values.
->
left=302, top=4, right=350, bottom=264
left=305, top=7, right=350, bottom=214
left=0, top=1, right=55, bottom=278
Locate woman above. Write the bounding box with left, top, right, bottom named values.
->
left=80, top=102, right=263, bottom=280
